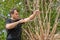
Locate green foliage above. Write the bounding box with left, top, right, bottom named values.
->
left=0, top=0, right=60, bottom=40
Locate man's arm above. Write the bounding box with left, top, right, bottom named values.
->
left=6, top=20, right=22, bottom=29
left=19, top=10, right=40, bottom=23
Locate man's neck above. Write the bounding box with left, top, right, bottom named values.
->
left=10, top=17, right=20, bottom=20
left=10, top=18, right=16, bottom=20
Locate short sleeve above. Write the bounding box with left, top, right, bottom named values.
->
left=5, top=19, right=12, bottom=24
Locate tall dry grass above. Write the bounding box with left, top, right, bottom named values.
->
left=22, top=0, right=60, bottom=40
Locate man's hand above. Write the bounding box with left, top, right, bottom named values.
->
left=34, top=10, right=40, bottom=14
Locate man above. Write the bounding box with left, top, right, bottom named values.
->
left=5, top=8, right=40, bottom=40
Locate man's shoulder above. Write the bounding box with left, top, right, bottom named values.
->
left=5, top=18, right=12, bottom=23
left=6, top=18, right=11, bottom=21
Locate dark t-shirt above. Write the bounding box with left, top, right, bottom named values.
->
left=6, top=19, right=23, bottom=40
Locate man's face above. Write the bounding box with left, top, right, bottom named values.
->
left=11, top=10, right=19, bottom=19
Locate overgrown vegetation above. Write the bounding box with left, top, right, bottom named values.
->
left=0, top=0, right=60, bottom=40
